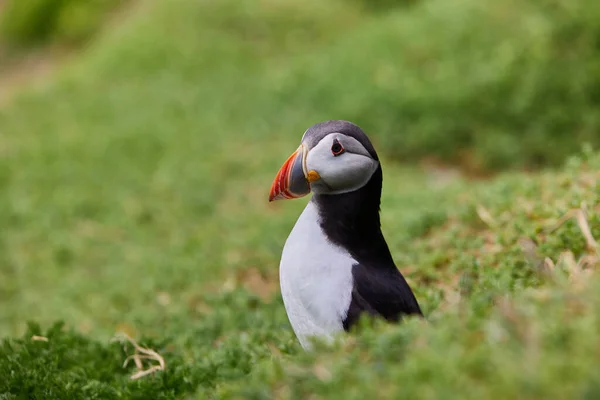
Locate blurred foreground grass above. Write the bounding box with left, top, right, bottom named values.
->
left=1, top=0, right=600, bottom=398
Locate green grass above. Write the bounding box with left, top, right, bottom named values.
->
left=274, top=0, right=600, bottom=171
left=1, top=0, right=600, bottom=398
left=4, top=0, right=600, bottom=171
left=0, top=0, right=124, bottom=47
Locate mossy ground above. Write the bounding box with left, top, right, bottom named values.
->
left=1, top=0, right=599, bottom=398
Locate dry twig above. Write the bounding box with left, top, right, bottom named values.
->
left=546, top=204, right=599, bottom=253
left=476, top=205, right=496, bottom=228
left=112, top=333, right=166, bottom=380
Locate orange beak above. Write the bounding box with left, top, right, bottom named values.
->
left=269, top=144, right=311, bottom=201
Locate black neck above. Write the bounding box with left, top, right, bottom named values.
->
left=311, top=166, right=395, bottom=267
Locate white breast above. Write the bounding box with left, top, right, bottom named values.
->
left=279, top=201, right=355, bottom=349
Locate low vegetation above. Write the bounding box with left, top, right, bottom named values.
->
left=2, top=149, right=599, bottom=398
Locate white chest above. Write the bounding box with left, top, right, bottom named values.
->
left=279, top=201, right=355, bottom=349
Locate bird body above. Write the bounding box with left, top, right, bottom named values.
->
left=269, top=120, right=422, bottom=349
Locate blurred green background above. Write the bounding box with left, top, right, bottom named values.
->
left=2, top=0, right=600, bottom=171
left=1, top=0, right=600, bottom=398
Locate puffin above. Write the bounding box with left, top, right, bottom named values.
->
left=269, top=120, right=423, bottom=349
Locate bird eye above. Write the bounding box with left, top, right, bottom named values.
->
left=331, top=139, right=345, bottom=156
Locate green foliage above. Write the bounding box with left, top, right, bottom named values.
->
left=275, top=0, right=600, bottom=171
left=1, top=151, right=600, bottom=398
left=0, top=0, right=122, bottom=46
left=234, top=276, right=600, bottom=399
left=3, top=0, right=599, bottom=170
left=347, top=0, right=419, bottom=12
left=0, top=321, right=184, bottom=399
left=1, top=0, right=600, bottom=397
left=0, top=291, right=298, bottom=399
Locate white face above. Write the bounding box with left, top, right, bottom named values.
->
left=305, top=133, right=380, bottom=195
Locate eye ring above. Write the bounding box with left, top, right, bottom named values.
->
left=331, top=139, right=345, bottom=156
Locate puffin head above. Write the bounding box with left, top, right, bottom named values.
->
left=269, top=120, right=380, bottom=201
